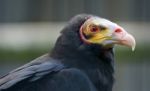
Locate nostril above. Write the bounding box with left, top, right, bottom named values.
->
left=115, top=29, right=122, bottom=33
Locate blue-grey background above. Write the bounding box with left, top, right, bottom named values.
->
left=0, top=0, right=150, bottom=91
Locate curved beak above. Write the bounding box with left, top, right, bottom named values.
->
left=117, top=33, right=136, bottom=51
left=111, top=28, right=136, bottom=51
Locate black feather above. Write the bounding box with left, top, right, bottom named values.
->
left=0, top=14, right=115, bottom=91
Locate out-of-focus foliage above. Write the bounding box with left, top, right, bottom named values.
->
left=0, top=44, right=149, bottom=63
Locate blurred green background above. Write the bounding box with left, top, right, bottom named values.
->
left=0, top=0, right=150, bottom=91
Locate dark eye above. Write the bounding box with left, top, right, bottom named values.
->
left=90, top=26, right=99, bottom=33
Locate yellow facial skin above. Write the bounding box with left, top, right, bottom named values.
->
left=80, top=17, right=136, bottom=51
left=83, top=25, right=111, bottom=44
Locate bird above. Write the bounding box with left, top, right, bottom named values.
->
left=0, top=14, right=136, bottom=91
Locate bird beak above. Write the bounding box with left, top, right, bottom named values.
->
left=110, top=28, right=136, bottom=51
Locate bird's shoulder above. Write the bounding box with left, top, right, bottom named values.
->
left=0, top=54, right=65, bottom=90
left=0, top=54, right=97, bottom=91
left=35, top=68, right=97, bottom=91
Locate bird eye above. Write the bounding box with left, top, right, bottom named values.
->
left=90, top=26, right=100, bottom=33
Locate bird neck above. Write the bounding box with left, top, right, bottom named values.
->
left=50, top=36, right=115, bottom=73
left=50, top=37, right=114, bottom=91
left=51, top=37, right=114, bottom=65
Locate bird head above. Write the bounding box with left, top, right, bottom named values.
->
left=79, top=16, right=136, bottom=51
left=52, top=14, right=136, bottom=59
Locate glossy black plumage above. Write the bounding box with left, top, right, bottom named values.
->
left=0, top=14, right=114, bottom=91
